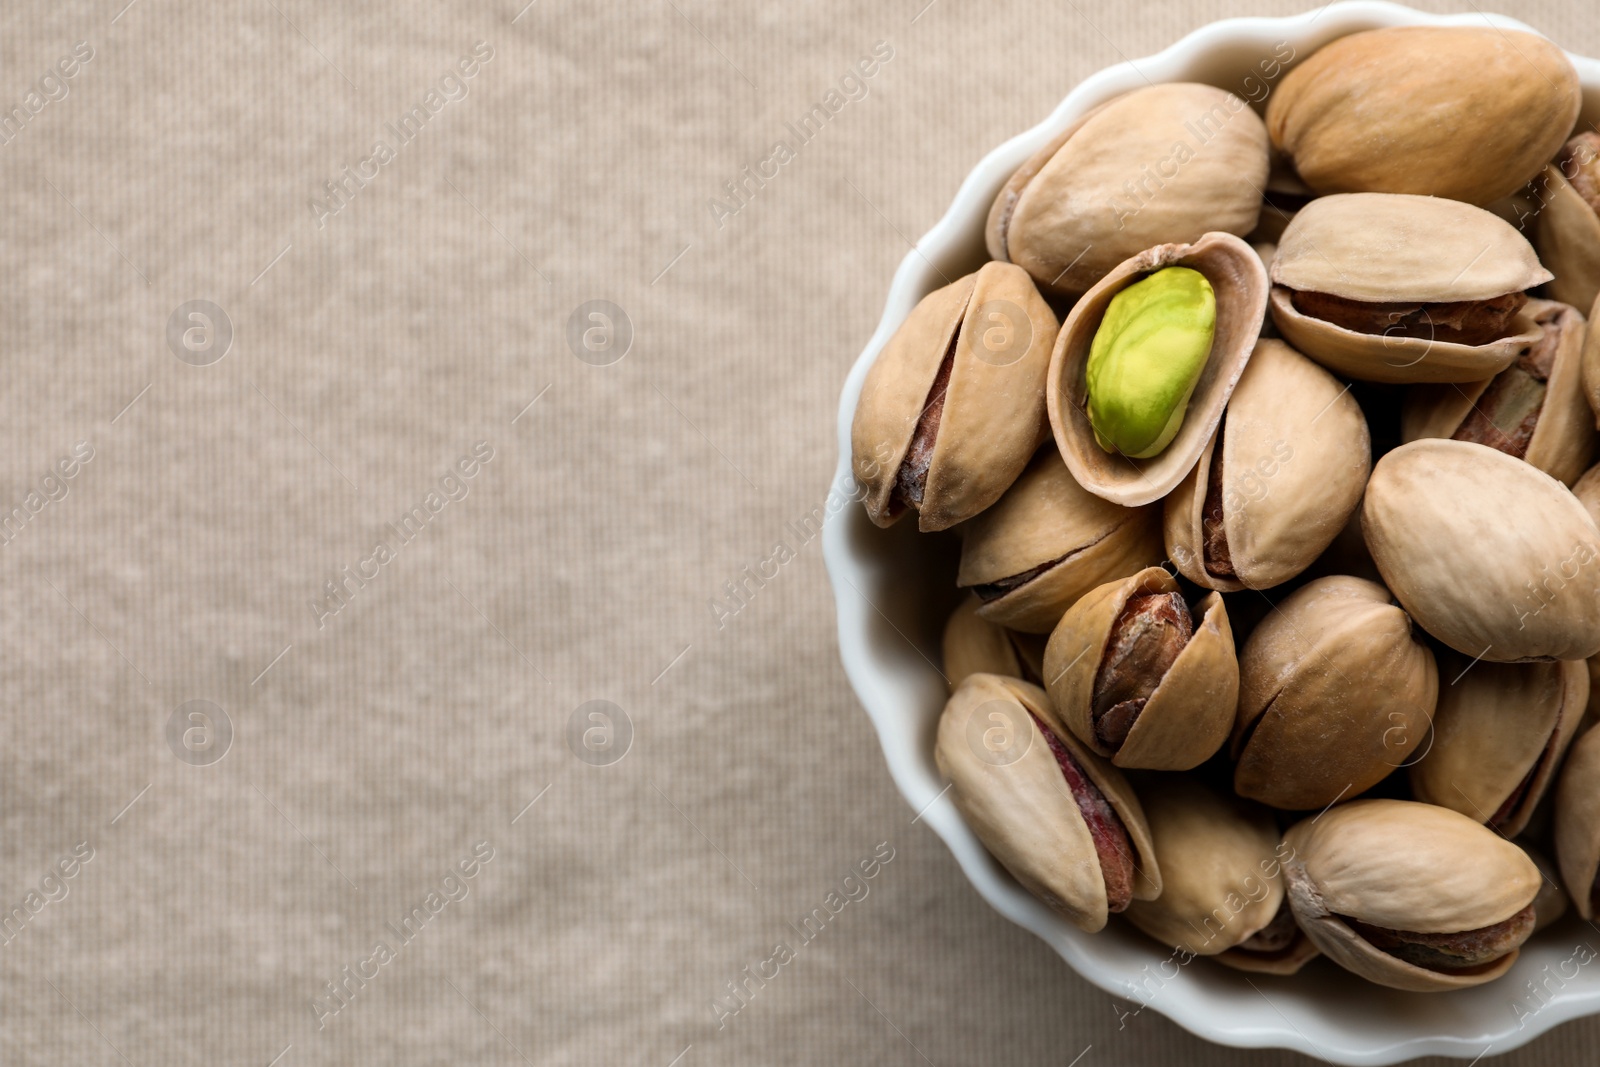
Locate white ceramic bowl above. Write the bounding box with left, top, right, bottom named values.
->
left=824, top=3, right=1600, bottom=1061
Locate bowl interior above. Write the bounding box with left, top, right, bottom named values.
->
left=823, top=3, right=1600, bottom=1063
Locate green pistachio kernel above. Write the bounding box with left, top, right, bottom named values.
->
left=1085, top=266, right=1216, bottom=459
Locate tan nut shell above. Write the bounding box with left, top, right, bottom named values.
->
left=1408, top=656, right=1587, bottom=837
left=1270, top=194, right=1550, bottom=383
left=1042, top=567, right=1236, bottom=770
left=1520, top=842, right=1570, bottom=933
left=1363, top=439, right=1600, bottom=662
left=1265, top=27, right=1581, bottom=206
left=1165, top=340, right=1370, bottom=590
left=988, top=83, right=1269, bottom=297
left=1555, top=725, right=1600, bottom=920
left=942, top=594, right=1044, bottom=691
left=1123, top=779, right=1282, bottom=956
left=1534, top=164, right=1600, bottom=316
left=957, top=448, right=1163, bottom=634
left=1586, top=292, right=1600, bottom=428
left=851, top=261, right=1058, bottom=531
left=1048, top=233, right=1268, bottom=506
left=1401, top=300, right=1596, bottom=486
left=1283, top=799, right=1540, bottom=991
left=1232, top=576, right=1438, bottom=810
left=1215, top=927, right=1321, bottom=976
left=933, top=674, right=1160, bottom=931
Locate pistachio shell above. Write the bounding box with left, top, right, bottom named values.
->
left=989, top=83, right=1268, bottom=297
left=851, top=262, right=1058, bottom=531
left=933, top=674, right=1160, bottom=931
left=1555, top=724, right=1600, bottom=920
left=1265, top=27, right=1580, bottom=205
left=1123, top=779, right=1282, bottom=956
left=1042, top=567, right=1236, bottom=770
left=1586, top=291, right=1600, bottom=428
left=1363, top=439, right=1600, bottom=662
left=1572, top=459, right=1600, bottom=526
left=1048, top=233, right=1268, bottom=506
left=957, top=448, right=1163, bottom=633
left=1401, top=300, right=1595, bottom=486
left=941, top=594, right=1044, bottom=690
left=1534, top=164, right=1600, bottom=315
left=1165, top=339, right=1370, bottom=590
left=1520, top=842, right=1570, bottom=933
left=1283, top=799, right=1540, bottom=991
left=1408, top=656, right=1586, bottom=837
left=1232, top=576, right=1437, bottom=810
left=1270, top=194, right=1550, bottom=384
left=1214, top=927, right=1321, bottom=976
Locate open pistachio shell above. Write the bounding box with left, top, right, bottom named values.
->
left=934, top=674, right=1160, bottom=931
left=1265, top=26, right=1580, bottom=206
left=1214, top=921, right=1320, bottom=976
left=1401, top=300, right=1596, bottom=486
left=1123, top=779, right=1283, bottom=956
left=1270, top=193, right=1550, bottom=384
left=987, top=83, right=1268, bottom=298
left=1533, top=144, right=1600, bottom=315
left=1284, top=800, right=1541, bottom=991
left=1047, top=233, right=1267, bottom=506
left=1232, top=576, right=1437, bottom=810
left=1520, top=842, right=1570, bottom=933
left=1585, top=292, right=1600, bottom=428
left=1042, top=567, right=1236, bottom=771
left=851, top=261, right=1058, bottom=531
left=942, top=594, right=1044, bottom=691
left=1165, top=339, right=1370, bottom=590
left=1409, top=656, right=1586, bottom=837
left=957, top=448, right=1163, bottom=634
left=1555, top=725, right=1600, bottom=920
left=1363, top=439, right=1600, bottom=662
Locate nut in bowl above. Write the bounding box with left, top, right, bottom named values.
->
left=826, top=3, right=1600, bottom=1062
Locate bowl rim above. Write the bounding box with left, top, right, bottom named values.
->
left=822, top=3, right=1600, bottom=1062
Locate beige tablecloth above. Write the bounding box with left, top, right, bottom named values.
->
left=2, top=1, right=1597, bottom=1063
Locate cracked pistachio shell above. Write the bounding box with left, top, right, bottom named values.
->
left=1402, top=300, right=1596, bottom=486
left=1534, top=164, right=1600, bottom=315
left=1556, top=725, right=1600, bottom=920
left=987, top=83, right=1268, bottom=298
left=933, top=674, right=1160, bottom=931
left=1232, top=576, right=1437, bottom=810
left=1408, top=655, right=1586, bottom=838
left=1269, top=193, right=1550, bottom=383
left=851, top=261, right=1058, bottom=531
left=1363, top=439, right=1600, bottom=662
left=1165, top=340, right=1371, bottom=590
left=1048, top=233, right=1268, bottom=506
left=1042, top=567, right=1236, bottom=770
left=1520, top=842, right=1570, bottom=933
left=1215, top=924, right=1320, bottom=976
left=1266, top=27, right=1581, bottom=206
left=1123, top=779, right=1283, bottom=956
left=941, top=594, right=1045, bottom=691
left=957, top=448, right=1163, bottom=634
left=1283, top=800, right=1541, bottom=991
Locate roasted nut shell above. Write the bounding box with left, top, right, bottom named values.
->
left=1265, top=26, right=1581, bottom=205
left=1043, top=567, right=1236, bottom=770
left=988, top=83, right=1269, bottom=297
left=1533, top=141, right=1600, bottom=315
left=1232, top=576, right=1437, bottom=810
left=1555, top=724, right=1600, bottom=920
left=942, top=594, right=1045, bottom=690
left=1165, top=339, right=1370, bottom=590
left=1363, top=439, right=1600, bottom=662
left=1283, top=799, right=1541, bottom=991
left=852, top=261, right=1058, bottom=531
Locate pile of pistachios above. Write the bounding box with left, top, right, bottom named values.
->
left=850, top=25, right=1600, bottom=992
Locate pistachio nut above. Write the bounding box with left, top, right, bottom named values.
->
left=942, top=594, right=1045, bottom=690
left=1572, top=459, right=1600, bottom=527
left=1042, top=567, right=1236, bottom=771
left=1401, top=300, right=1596, bottom=486
left=1555, top=724, right=1600, bottom=920
left=987, top=83, right=1269, bottom=298
left=933, top=673, right=1161, bottom=931
left=1123, top=779, right=1284, bottom=956
left=1283, top=799, right=1541, bottom=991
left=1270, top=193, right=1551, bottom=384
left=1520, top=842, right=1570, bottom=933
left=851, top=261, right=1058, bottom=531
left=1408, top=655, right=1586, bottom=837
left=1049, top=233, right=1268, bottom=506
left=957, top=447, right=1164, bottom=634
left=1215, top=903, right=1320, bottom=976
left=1586, top=291, right=1600, bottom=428
left=1363, top=439, right=1600, bottom=662
left=1532, top=135, right=1600, bottom=315
left=1232, top=576, right=1438, bottom=811
left=1165, top=339, right=1371, bottom=590
left=1265, top=26, right=1581, bottom=206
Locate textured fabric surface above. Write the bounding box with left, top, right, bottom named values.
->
left=2, top=1, right=1597, bottom=1064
